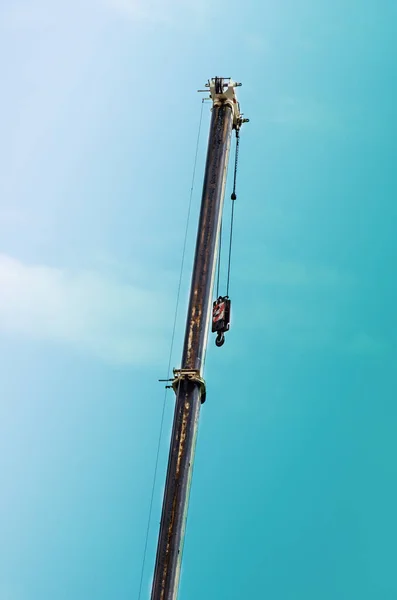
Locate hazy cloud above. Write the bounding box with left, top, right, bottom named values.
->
left=237, top=257, right=391, bottom=357
left=237, top=256, right=353, bottom=288
left=269, top=96, right=343, bottom=133
left=103, top=0, right=210, bottom=25
left=234, top=257, right=355, bottom=351
left=0, top=584, right=25, bottom=600
left=0, top=254, right=169, bottom=365
left=244, top=33, right=270, bottom=55
left=345, top=332, right=390, bottom=356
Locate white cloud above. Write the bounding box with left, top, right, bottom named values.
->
left=0, top=254, right=170, bottom=365
left=103, top=0, right=210, bottom=25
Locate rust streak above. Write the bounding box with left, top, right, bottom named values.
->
left=159, top=399, right=191, bottom=597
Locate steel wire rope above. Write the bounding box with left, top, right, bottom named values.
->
left=216, top=220, right=222, bottom=298
left=137, top=98, right=205, bottom=600
left=226, top=130, right=240, bottom=297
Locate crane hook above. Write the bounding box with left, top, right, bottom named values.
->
left=215, top=332, right=225, bottom=347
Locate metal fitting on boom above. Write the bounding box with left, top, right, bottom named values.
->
left=171, top=368, right=207, bottom=404
left=207, top=77, right=249, bottom=130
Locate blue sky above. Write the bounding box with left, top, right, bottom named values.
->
left=0, top=0, right=396, bottom=598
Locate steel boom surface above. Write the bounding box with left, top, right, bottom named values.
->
left=150, top=103, right=233, bottom=600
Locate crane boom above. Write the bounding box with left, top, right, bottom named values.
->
left=151, top=78, right=246, bottom=600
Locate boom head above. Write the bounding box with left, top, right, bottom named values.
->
left=207, top=77, right=249, bottom=130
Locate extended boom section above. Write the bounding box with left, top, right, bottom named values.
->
left=151, top=78, right=245, bottom=600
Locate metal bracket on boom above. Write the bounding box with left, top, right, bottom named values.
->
left=171, top=368, right=207, bottom=404
left=204, top=77, right=249, bottom=130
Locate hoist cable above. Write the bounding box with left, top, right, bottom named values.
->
left=226, top=130, right=240, bottom=297
left=231, top=129, right=239, bottom=201
left=226, top=199, right=235, bottom=297
left=137, top=98, right=205, bottom=600
left=216, top=220, right=222, bottom=298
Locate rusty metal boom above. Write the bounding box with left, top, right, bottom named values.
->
left=151, top=78, right=246, bottom=600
